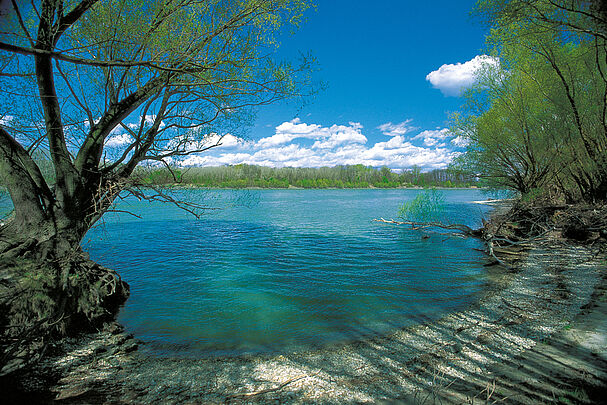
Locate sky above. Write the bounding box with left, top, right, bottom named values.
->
left=120, top=1, right=494, bottom=171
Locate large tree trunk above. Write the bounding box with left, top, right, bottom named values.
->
left=0, top=127, right=129, bottom=375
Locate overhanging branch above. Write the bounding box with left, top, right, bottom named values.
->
left=0, top=41, right=208, bottom=72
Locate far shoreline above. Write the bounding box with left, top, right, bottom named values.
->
left=147, top=184, right=486, bottom=191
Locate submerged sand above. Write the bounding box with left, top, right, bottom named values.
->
left=11, top=236, right=607, bottom=403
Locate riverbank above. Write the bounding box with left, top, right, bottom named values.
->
left=4, top=234, right=605, bottom=403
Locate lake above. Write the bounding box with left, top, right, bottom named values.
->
left=1, top=188, right=494, bottom=356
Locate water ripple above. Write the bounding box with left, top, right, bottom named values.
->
left=85, top=189, right=491, bottom=356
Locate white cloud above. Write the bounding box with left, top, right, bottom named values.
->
left=176, top=120, right=461, bottom=171
left=105, top=133, right=133, bottom=148
left=0, top=115, right=14, bottom=126
left=357, top=134, right=458, bottom=169
left=275, top=117, right=322, bottom=136
left=166, top=133, right=244, bottom=152
left=426, top=55, right=499, bottom=96
left=125, top=114, right=167, bottom=130
left=256, top=118, right=323, bottom=147
left=412, top=129, right=451, bottom=147
left=254, top=119, right=366, bottom=150
left=144, top=114, right=158, bottom=125
left=374, top=135, right=407, bottom=149
left=451, top=135, right=470, bottom=147
left=310, top=123, right=367, bottom=149
left=377, top=120, right=416, bottom=136
left=255, top=133, right=299, bottom=148
left=205, top=133, right=241, bottom=148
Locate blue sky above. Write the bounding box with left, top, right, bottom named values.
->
left=259, top=0, right=488, bottom=130
left=112, top=1, right=494, bottom=171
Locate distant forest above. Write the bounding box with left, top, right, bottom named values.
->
left=138, top=164, right=478, bottom=189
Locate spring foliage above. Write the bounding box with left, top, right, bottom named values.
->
left=135, top=164, right=477, bottom=188
left=398, top=189, right=445, bottom=222
left=453, top=0, right=607, bottom=203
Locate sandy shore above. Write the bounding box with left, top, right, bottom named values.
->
left=7, top=236, right=607, bottom=404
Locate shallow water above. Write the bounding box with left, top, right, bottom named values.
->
left=78, top=189, right=492, bottom=356
left=0, top=188, right=493, bottom=356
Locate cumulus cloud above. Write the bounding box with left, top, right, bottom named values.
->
left=310, top=123, right=367, bottom=149
left=255, top=119, right=366, bottom=149
left=175, top=119, right=462, bottom=171
left=206, top=133, right=241, bottom=148
left=377, top=120, right=416, bottom=136
left=105, top=133, right=134, bottom=148
left=412, top=128, right=451, bottom=147
left=276, top=117, right=322, bottom=136
left=426, top=55, right=499, bottom=97
left=255, top=118, right=323, bottom=147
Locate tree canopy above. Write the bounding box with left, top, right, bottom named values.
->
left=0, top=0, right=315, bottom=258
left=453, top=0, right=607, bottom=202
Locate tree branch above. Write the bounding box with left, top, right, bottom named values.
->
left=0, top=41, right=212, bottom=71
left=52, top=0, right=99, bottom=45
left=74, top=73, right=171, bottom=175
left=0, top=127, right=52, bottom=229
left=10, top=0, right=35, bottom=47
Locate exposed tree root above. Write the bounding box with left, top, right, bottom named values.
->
left=0, top=251, right=129, bottom=376
left=374, top=200, right=607, bottom=270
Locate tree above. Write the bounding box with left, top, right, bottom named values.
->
left=398, top=189, right=445, bottom=223
left=455, top=0, right=607, bottom=202
left=0, top=0, right=314, bottom=360
left=452, top=55, right=557, bottom=195
left=0, top=0, right=313, bottom=258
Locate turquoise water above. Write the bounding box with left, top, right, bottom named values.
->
left=80, top=189, right=492, bottom=356
left=1, top=189, right=493, bottom=356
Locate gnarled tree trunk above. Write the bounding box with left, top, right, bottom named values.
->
left=0, top=125, right=129, bottom=375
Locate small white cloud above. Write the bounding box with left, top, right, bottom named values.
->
left=105, top=133, right=133, bottom=148
left=426, top=55, right=499, bottom=96
left=126, top=115, right=166, bottom=130
left=377, top=120, right=416, bottom=136
left=0, top=115, right=14, bottom=126
left=275, top=117, right=321, bottom=136
left=412, top=128, right=451, bottom=147
left=205, top=133, right=241, bottom=148
left=255, top=133, right=299, bottom=148
left=166, top=133, right=244, bottom=152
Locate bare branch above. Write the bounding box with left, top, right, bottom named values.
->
left=0, top=42, right=205, bottom=71
left=10, top=0, right=35, bottom=47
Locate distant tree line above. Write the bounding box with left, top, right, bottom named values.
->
left=137, top=164, right=478, bottom=189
